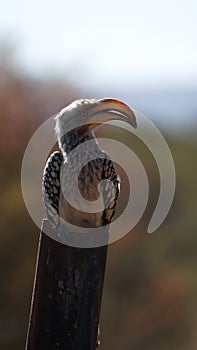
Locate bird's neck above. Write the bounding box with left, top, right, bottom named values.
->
left=60, top=127, right=96, bottom=155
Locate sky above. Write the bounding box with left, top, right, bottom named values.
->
left=0, top=0, right=197, bottom=89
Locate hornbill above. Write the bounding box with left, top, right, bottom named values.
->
left=35, top=98, right=137, bottom=350
left=42, top=98, right=137, bottom=232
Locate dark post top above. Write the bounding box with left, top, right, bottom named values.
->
left=25, top=220, right=108, bottom=350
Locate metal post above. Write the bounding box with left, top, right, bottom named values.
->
left=25, top=220, right=107, bottom=350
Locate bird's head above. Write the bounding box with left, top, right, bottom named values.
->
left=55, top=98, right=137, bottom=153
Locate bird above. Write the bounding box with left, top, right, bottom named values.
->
left=42, top=98, right=137, bottom=233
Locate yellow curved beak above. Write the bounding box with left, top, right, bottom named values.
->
left=89, top=98, right=137, bottom=128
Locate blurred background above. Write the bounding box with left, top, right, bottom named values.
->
left=0, top=0, right=197, bottom=349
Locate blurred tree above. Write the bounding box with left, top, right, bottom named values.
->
left=0, top=43, right=197, bottom=350
left=0, top=45, right=79, bottom=349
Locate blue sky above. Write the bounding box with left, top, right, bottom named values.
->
left=0, top=0, right=197, bottom=89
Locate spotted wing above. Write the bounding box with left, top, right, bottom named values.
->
left=100, top=157, right=120, bottom=225
left=42, top=151, right=63, bottom=228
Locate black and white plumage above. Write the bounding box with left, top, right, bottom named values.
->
left=42, top=98, right=137, bottom=231
left=43, top=151, right=63, bottom=228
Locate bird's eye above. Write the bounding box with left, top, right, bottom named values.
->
left=81, top=110, right=87, bottom=116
